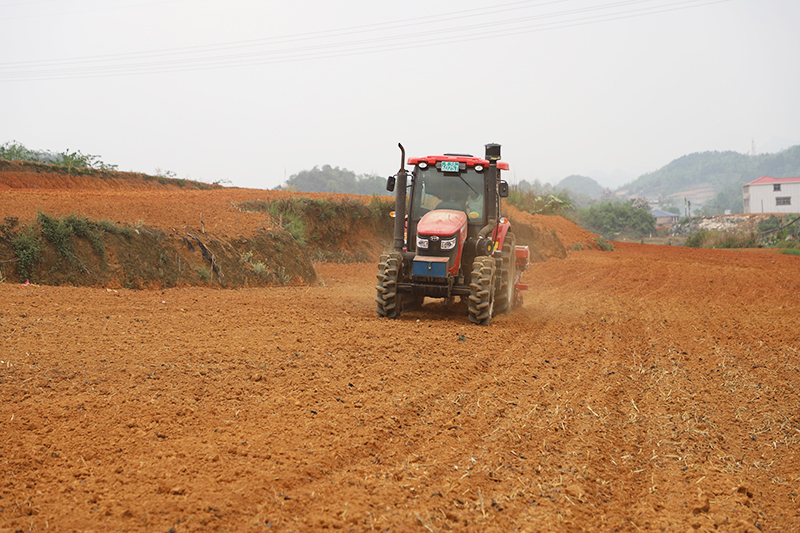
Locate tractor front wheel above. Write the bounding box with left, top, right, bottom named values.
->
left=468, top=256, right=496, bottom=325
left=376, top=251, right=402, bottom=318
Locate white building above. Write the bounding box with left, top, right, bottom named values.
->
left=742, top=176, right=800, bottom=214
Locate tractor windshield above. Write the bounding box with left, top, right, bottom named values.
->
left=410, top=166, right=486, bottom=224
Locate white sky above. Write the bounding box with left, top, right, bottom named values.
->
left=1, top=0, right=798, bottom=190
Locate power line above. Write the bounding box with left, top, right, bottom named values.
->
left=0, top=0, right=731, bottom=81
left=0, top=0, right=560, bottom=66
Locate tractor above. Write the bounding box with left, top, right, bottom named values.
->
left=376, top=143, right=530, bottom=325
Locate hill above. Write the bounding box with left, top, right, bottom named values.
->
left=618, top=145, right=800, bottom=214
left=556, top=174, right=603, bottom=199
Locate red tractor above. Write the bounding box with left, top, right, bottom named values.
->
left=376, top=143, right=530, bottom=325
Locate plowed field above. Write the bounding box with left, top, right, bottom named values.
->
left=2, top=178, right=800, bottom=532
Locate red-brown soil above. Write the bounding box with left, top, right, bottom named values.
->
left=2, top=171, right=800, bottom=532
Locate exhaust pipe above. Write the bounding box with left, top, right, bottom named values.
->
left=393, top=143, right=408, bottom=252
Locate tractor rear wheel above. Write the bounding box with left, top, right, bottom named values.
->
left=468, top=256, right=496, bottom=325
left=376, top=251, right=402, bottom=318
left=494, top=232, right=516, bottom=315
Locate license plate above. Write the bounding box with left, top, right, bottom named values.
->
left=440, top=161, right=459, bottom=172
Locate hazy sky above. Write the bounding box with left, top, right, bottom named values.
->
left=2, top=0, right=798, bottom=190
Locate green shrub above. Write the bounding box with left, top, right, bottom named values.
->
left=685, top=230, right=712, bottom=248
left=238, top=196, right=381, bottom=249
left=780, top=248, right=800, bottom=256
left=6, top=213, right=133, bottom=282
left=284, top=219, right=307, bottom=246
left=276, top=266, right=291, bottom=284
left=37, top=212, right=118, bottom=262
left=64, top=213, right=105, bottom=258
left=11, top=227, right=42, bottom=282
left=37, top=212, right=75, bottom=263
left=195, top=267, right=210, bottom=282
left=716, top=233, right=758, bottom=249
left=368, top=194, right=393, bottom=220
left=507, top=187, right=573, bottom=216
left=0, top=216, right=19, bottom=239
left=758, top=215, right=781, bottom=233
left=593, top=238, right=614, bottom=251
left=775, top=239, right=800, bottom=250
left=1, top=142, right=118, bottom=171
left=95, top=219, right=133, bottom=238
left=685, top=229, right=757, bottom=249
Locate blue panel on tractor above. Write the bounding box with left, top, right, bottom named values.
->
left=413, top=257, right=448, bottom=278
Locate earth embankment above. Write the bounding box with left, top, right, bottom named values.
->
left=0, top=167, right=575, bottom=288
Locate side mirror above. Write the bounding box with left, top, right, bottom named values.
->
left=386, top=175, right=396, bottom=192
left=498, top=181, right=509, bottom=198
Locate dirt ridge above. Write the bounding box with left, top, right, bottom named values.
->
left=0, top=167, right=586, bottom=288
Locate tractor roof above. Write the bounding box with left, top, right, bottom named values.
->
left=408, top=154, right=509, bottom=171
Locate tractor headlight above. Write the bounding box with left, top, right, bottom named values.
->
left=441, top=237, right=457, bottom=250
left=416, top=236, right=429, bottom=249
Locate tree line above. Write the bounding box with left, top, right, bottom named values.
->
left=276, top=165, right=388, bottom=196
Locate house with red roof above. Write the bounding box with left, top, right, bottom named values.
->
left=742, top=176, right=800, bottom=214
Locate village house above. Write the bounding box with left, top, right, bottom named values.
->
left=743, top=176, right=800, bottom=214
left=651, top=208, right=680, bottom=226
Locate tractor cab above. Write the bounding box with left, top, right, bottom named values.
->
left=409, top=157, right=488, bottom=226
left=405, top=153, right=511, bottom=282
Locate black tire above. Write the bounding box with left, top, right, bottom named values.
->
left=376, top=251, right=402, bottom=318
left=494, top=232, right=516, bottom=315
left=468, top=256, right=496, bottom=325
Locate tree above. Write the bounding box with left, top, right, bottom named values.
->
left=507, top=187, right=573, bottom=216
left=631, top=197, right=651, bottom=211
left=599, top=188, right=616, bottom=203
left=575, top=200, right=656, bottom=239
left=280, top=165, right=390, bottom=195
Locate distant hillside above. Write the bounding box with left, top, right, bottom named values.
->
left=619, top=145, right=800, bottom=214
left=556, top=175, right=603, bottom=199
